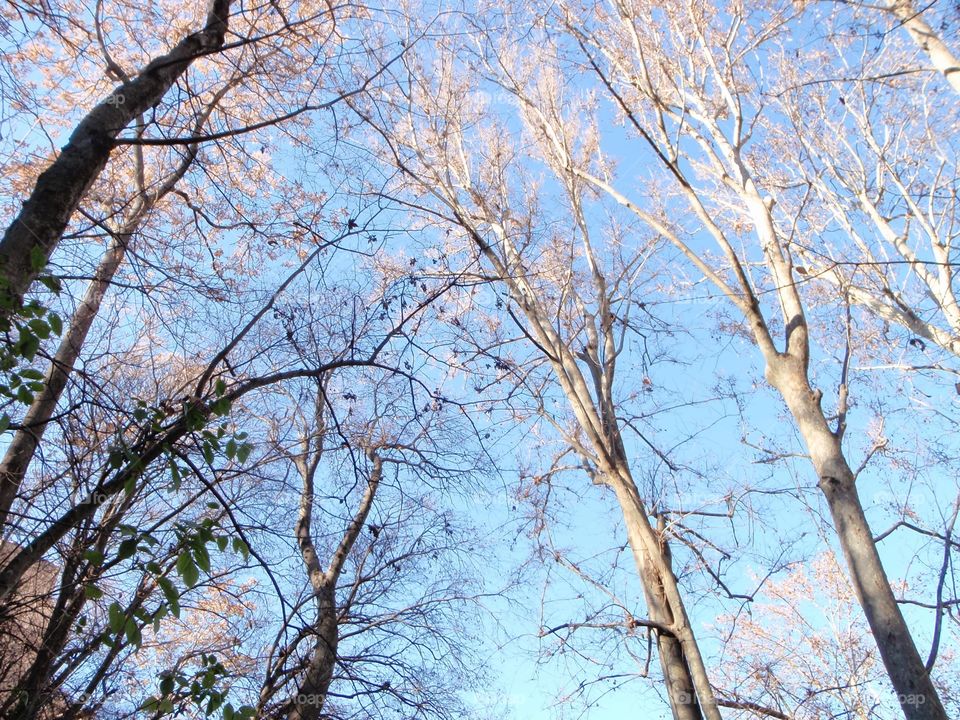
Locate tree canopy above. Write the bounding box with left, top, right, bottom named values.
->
left=0, top=1, right=958, bottom=719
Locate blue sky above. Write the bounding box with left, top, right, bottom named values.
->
left=1, top=2, right=958, bottom=718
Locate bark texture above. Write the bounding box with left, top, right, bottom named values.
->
left=0, top=0, right=230, bottom=323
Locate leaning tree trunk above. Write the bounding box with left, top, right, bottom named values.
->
left=0, top=233, right=128, bottom=533
left=616, top=485, right=702, bottom=720
left=0, top=132, right=201, bottom=535
left=461, top=220, right=722, bottom=720
left=768, top=354, right=947, bottom=720
left=886, top=0, right=960, bottom=95
left=0, top=0, right=231, bottom=324
left=729, top=152, right=947, bottom=720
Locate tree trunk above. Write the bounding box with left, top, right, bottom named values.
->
left=611, top=475, right=717, bottom=720
left=887, top=1, right=960, bottom=95
left=284, top=447, right=382, bottom=719
left=634, top=531, right=702, bottom=720
left=0, top=233, right=128, bottom=533
left=768, top=357, right=947, bottom=720
left=287, top=587, right=339, bottom=720
left=0, top=0, right=230, bottom=323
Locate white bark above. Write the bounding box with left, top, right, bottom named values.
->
left=888, top=1, right=960, bottom=95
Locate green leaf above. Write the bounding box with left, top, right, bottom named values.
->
left=48, top=312, right=62, bottom=335
left=38, top=274, right=62, bottom=294
left=202, top=670, right=217, bottom=690
left=192, top=540, right=211, bottom=573
left=15, top=384, right=33, bottom=405
left=22, top=301, right=44, bottom=318
left=84, top=584, right=104, bottom=600
left=19, top=368, right=44, bottom=380
left=18, top=332, right=39, bottom=361
left=225, top=438, right=237, bottom=459
left=153, top=604, right=168, bottom=629
left=124, top=617, right=142, bottom=648
left=108, top=602, right=125, bottom=634
left=231, top=537, right=249, bottom=561
left=157, top=576, right=181, bottom=618
left=236, top=443, right=251, bottom=464
left=183, top=563, right=200, bottom=587
left=117, top=538, right=138, bottom=562
left=215, top=378, right=226, bottom=396
left=186, top=406, right=206, bottom=431
left=28, top=318, right=50, bottom=339
left=209, top=397, right=229, bottom=416
left=177, top=551, right=199, bottom=587
left=30, top=246, right=46, bottom=272
left=84, top=549, right=105, bottom=566
left=215, top=536, right=228, bottom=553
left=223, top=703, right=235, bottom=720
left=160, top=674, right=175, bottom=696
left=0, top=414, right=9, bottom=435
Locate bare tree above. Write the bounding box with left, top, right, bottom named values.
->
left=350, top=2, right=958, bottom=718
left=253, top=373, right=486, bottom=720
left=488, top=2, right=951, bottom=717
left=353, top=34, right=728, bottom=717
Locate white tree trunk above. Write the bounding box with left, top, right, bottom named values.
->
left=888, top=1, right=960, bottom=95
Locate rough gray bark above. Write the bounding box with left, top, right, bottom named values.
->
left=0, top=0, right=231, bottom=324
